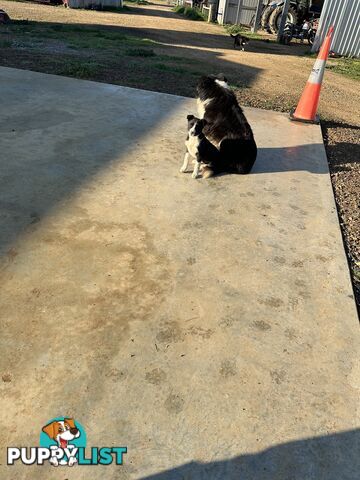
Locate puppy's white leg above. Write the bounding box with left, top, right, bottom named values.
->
left=192, top=160, right=201, bottom=179
left=180, top=151, right=190, bottom=173
left=50, top=457, right=59, bottom=467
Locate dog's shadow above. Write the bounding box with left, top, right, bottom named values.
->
left=252, top=144, right=329, bottom=175
left=180, top=143, right=329, bottom=177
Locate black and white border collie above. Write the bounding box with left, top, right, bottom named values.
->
left=195, top=74, right=257, bottom=177
left=231, top=33, right=249, bottom=51
left=180, top=115, right=221, bottom=178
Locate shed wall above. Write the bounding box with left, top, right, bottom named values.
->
left=312, top=0, right=360, bottom=57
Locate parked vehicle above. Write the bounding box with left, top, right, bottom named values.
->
left=261, top=0, right=323, bottom=35
left=282, top=18, right=318, bottom=45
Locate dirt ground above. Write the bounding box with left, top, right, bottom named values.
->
left=0, top=0, right=359, bottom=309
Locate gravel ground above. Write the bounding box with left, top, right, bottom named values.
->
left=0, top=0, right=359, bottom=312
left=323, top=123, right=360, bottom=308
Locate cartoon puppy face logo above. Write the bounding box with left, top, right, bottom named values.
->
left=42, top=418, right=80, bottom=449
left=42, top=418, right=81, bottom=466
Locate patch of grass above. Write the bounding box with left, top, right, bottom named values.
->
left=156, top=54, right=199, bottom=64
left=224, top=24, right=266, bottom=41
left=125, top=48, right=155, bottom=57
left=7, top=20, right=158, bottom=49
left=153, top=62, right=204, bottom=77
left=326, top=58, right=360, bottom=81
left=153, top=63, right=188, bottom=74
left=173, top=5, right=205, bottom=21
left=0, top=39, right=12, bottom=48
left=57, top=60, right=101, bottom=78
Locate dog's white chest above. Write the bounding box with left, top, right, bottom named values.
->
left=185, top=135, right=200, bottom=158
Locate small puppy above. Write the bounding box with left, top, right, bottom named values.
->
left=180, top=115, right=220, bottom=179
left=231, top=33, right=249, bottom=51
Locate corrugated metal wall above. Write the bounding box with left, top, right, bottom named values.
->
left=312, top=0, right=360, bottom=57
left=68, top=0, right=122, bottom=8
left=217, top=0, right=259, bottom=26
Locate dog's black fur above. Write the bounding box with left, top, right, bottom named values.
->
left=196, top=74, right=257, bottom=175
left=231, top=33, right=249, bottom=50
left=186, top=115, right=221, bottom=167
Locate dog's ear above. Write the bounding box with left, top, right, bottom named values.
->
left=217, top=73, right=228, bottom=83
left=42, top=421, right=57, bottom=440
left=187, top=114, right=194, bottom=121
left=64, top=418, right=76, bottom=429
left=202, top=118, right=207, bottom=126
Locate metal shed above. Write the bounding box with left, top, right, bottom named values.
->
left=217, top=0, right=259, bottom=26
left=312, top=0, right=360, bottom=57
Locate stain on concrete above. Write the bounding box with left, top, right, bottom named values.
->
left=2, top=373, right=12, bottom=383
left=31, top=288, right=41, bottom=298
left=284, top=327, right=297, bottom=340
left=220, top=359, right=237, bottom=378
left=186, top=257, right=196, bottom=265
left=273, top=256, right=286, bottom=265
left=223, top=286, right=240, bottom=298
left=316, top=254, right=330, bottom=263
left=105, top=368, right=127, bottom=383
left=145, top=368, right=166, bottom=385
left=164, top=393, right=184, bottom=414
left=292, top=260, right=304, bottom=268
left=290, top=205, right=307, bottom=215
left=289, top=296, right=299, bottom=309
left=270, top=369, right=286, bottom=384
left=6, top=248, right=18, bottom=260
left=0, top=109, right=75, bottom=133
left=219, top=315, right=238, bottom=328
left=228, top=209, right=236, bottom=215
left=258, top=297, right=284, bottom=308
left=187, top=326, right=214, bottom=339
left=30, top=212, right=40, bottom=224
left=182, top=221, right=201, bottom=230
left=156, top=321, right=183, bottom=344
left=252, top=320, right=271, bottom=331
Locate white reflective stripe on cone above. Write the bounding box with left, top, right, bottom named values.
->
left=308, top=59, right=326, bottom=85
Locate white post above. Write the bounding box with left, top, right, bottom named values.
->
left=277, top=0, right=291, bottom=42
left=235, top=0, right=244, bottom=25
left=252, top=0, right=263, bottom=33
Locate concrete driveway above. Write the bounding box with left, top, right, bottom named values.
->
left=0, top=67, right=359, bottom=479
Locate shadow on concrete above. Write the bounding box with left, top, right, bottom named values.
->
left=253, top=144, right=329, bottom=175
left=140, top=429, right=360, bottom=480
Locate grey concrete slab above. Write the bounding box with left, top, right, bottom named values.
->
left=0, top=67, right=359, bottom=479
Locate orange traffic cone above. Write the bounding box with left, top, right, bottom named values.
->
left=290, top=25, right=334, bottom=124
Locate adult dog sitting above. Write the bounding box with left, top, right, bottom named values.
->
left=196, top=74, right=257, bottom=177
